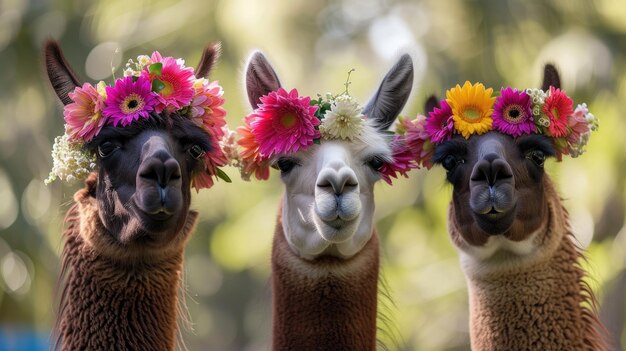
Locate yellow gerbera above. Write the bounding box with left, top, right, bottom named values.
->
left=446, top=81, right=496, bottom=139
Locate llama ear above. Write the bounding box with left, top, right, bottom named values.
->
left=541, top=63, right=561, bottom=90
left=363, top=54, right=414, bottom=131
left=424, top=95, right=440, bottom=115
left=245, top=51, right=281, bottom=109
left=195, top=42, right=221, bottom=79
left=43, top=39, right=81, bottom=106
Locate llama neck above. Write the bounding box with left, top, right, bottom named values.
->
left=271, top=213, right=380, bottom=351
left=462, top=199, right=606, bottom=351
left=55, top=186, right=196, bottom=351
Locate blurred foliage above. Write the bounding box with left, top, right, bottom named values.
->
left=0, top=0, right=625, bottom=350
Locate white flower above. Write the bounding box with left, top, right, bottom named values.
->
left=219, top=127, right=241, bottom=167
left=137, top=55, right=151, bottom=67
left=525, top=88, right=548, bottom=119
left=45, top=133, right=97, bottom=184
left=319, top=94, right=365, bottom=140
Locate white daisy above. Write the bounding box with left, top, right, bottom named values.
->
left=319, top=95, right=365, bottom=140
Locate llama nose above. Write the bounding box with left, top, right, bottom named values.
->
left=316, top=165, right=359, bottom=195
left=139, top=151, right=182, bottom=189
left=470, top=153, right=513, bottom=187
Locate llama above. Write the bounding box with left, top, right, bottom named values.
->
left=240, top=52, right=413, bottom=350
left=415, top=65, right=607, bottom=350
left=44, top=39, right=227, bottom=351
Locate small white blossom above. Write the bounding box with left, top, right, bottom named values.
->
left=137, top=55, right=151, bottom=67
left=526, top=88, right=548, bottom=120
left=319, top=94, right=365, bottom=140
left=45, top=133, right=97, bottom=184
left=219, top=127, right=241, bottom=168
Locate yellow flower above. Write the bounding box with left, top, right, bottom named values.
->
left=446, top=81, right=495, bottom=139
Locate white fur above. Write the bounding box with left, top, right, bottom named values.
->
left=280, top=122, right=391, bottom=260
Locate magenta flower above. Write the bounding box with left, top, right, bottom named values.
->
left=103, top=76, right=157, bottom=127
left=249, top=88, right=320, bottom=157
left=379, top=135, right=418, bottom=185
left=64, top=83, right=107, bottom=141
left=145, top=51, right=195, bottom=113
left=492, top=87, right=535, bottom=137
left=543, top=87, right=573, bottom=137
left=403, top=115, right=434, bottom=169
left=424, top=99, right=454, bottom=143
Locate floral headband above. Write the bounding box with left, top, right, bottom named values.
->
left=387, top=81, right=599, bottom=176
left=232, top=70, right=405, bottom=183
left=46, top=51, right=231, bottom=191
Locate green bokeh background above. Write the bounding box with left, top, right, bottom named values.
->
left=1, top=0, right=625, bottom=350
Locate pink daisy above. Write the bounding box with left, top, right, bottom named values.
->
left=249, top=88, right=320, bottom=157
left=191, top=137, right=229, bottom=191
left=103, top=76, right=157, bottom=127
left=145, top=51, right=195, bottom=113
left=424, top=99, right=455, bottom=143
left=64, top=83, right=107, bottom=141
left=542, top=87, right=573, bottom=137
left=492, top=87, right=536, bottom=137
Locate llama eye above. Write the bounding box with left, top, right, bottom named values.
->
left=366, top=156, right=386, bottom=172
left=98, top=141, right=119, bottom=158
left=188, top=145, right=205, bottom=160
left=526, top=150, right=545, bottom=167
left=442, top=154, right=462, bottom=171
left=274, top=158, right=298, bottom=174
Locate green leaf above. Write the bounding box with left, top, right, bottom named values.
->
left=313, top=138, right=321, bottom=145
left=216, top=168, right=232, bottom=183
left=148, top=62, right=163, bottom=76
left=152, top=79, right=165, bottom=93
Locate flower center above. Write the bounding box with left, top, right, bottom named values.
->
left=280, top=113, right=297, bottom=128
left=504, top=104, right=525, bottom=124
left=551, top=107, right=559, bottom=119
left=160, top=80, right=174, bottom=96
left=120, top=93, right=145, bottom=114
left=461, top=106, right=481, bottom=121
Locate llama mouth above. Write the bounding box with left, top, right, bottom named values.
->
left=473, top=205, right=517, bottom=235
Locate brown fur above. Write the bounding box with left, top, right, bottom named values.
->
left=271, top=207, right=380, bottom=351
left=450, top=179, right=607, bottom=351
left=54, top=174, right=198, bottom=351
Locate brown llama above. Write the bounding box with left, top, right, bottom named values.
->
left=425, top=65, right=608, bottom=350
left=242, top=52, right=413, bottom=351
left=45, top=40, right=223, bottom=351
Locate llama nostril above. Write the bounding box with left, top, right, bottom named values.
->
left=139, top=157, right=182, bottom=187
left=471, top=155, right=513, bottom=186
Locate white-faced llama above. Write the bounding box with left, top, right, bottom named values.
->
left=44, top=40, right=230, bottom=351
left=237, top=52, right=413, bottom=350
left=401, top=64, right=607, bottom=350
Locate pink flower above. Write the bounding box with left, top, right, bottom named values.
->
left=424, top=99, right=455, bottom=143
left=249, top=88, right=320, bottom=157
left=542, top=87, right=573, bottom=137
left=103, top=76, right=157, bottom=127
left=379, top=135, right=418, bottom=185
left=64, top=83, right=107, bottom=141
left=492, top=87, right=535, bottom=137
left=567, top=104, right=591, bottom=145
left=190, top=79, right=227, bottom=142
left=144, top=51, right=195, bottom=113
left=191, top=137, right=229, bottom=191
left=403, top=115, right=434, bottom=169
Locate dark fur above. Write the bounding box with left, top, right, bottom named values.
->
left=44, top=40, right=81, bottom=105
left=195, top=42, right=221, bottom=79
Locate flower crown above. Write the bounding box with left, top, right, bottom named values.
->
left=389, top=81, right=599, bottom=173
left=233, top=70, right=405, bottom=182
left=46, top=51, right=231, bottom=191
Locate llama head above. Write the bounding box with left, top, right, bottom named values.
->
left=45, top=40, right=225, bottom=255
left=244, top=52, right=413, bottom=260
left=425, top=65, right=597, bottom=265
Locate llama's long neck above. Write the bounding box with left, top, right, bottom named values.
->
left=54, top=185, right=196, bottom=351
left=458, top=195, right=606, bottom=351
left=271, top=211, right=380, bottom=351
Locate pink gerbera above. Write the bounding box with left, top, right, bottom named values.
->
left=492, top=87, right=535, bottom=137
left=249, top=88, right=320, bottom=157
left=542, top=87, right=573, bottom=137
left=64, top=83, right=107, bottom=141
left=103, top=76, right=157, bottom=127
left=190, top=79, right=227, bottom=141
left=424, top=99, right=454, bottom=143
left=145, top=51, right=195, bottom=113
